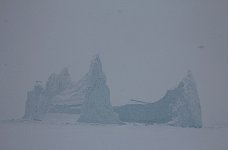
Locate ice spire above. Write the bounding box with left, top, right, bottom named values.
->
left=172, top=70, right=203, bottom=127
left=78, top=55, right=121, bottom=124
left=87, top=54, right=106, bottom=82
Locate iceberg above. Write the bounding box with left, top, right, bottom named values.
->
left=23, top=54, right=202, bottom=127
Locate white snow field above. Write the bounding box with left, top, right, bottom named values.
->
left=0, top=122, right=227, bottom=150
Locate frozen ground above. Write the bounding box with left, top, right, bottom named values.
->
left=0, top=121, right=227, bottom=150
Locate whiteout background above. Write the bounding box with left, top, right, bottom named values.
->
left=0, top=0, right=228, bottom=127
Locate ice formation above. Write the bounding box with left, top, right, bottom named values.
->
left=169, top=70, right=202, bottom=127
left=23, top=68, right=74, bottom=120
left=24, top=55, right=121, bottom=124
left=23, top=55, right=202, bottom=127
left=23, top=82, right=49, bottom=120
left=114, top=70, right=202, bottom=128
left=78, top=55, right=121, bottom=124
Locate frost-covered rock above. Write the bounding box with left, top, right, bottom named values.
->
left=78, top=55, right=121, bottom=124
left=115, top=70, right=202, bottom=128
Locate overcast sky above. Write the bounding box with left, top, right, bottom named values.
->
left=0, top=0, right=227, bottom=126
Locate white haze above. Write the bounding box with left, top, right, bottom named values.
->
left=0, top=0, right=228, bottom=126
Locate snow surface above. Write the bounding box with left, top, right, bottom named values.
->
left=0, top=121, right=227, bottom=150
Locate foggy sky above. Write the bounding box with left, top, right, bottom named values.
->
left=0, top=0, right=228, bottom=126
